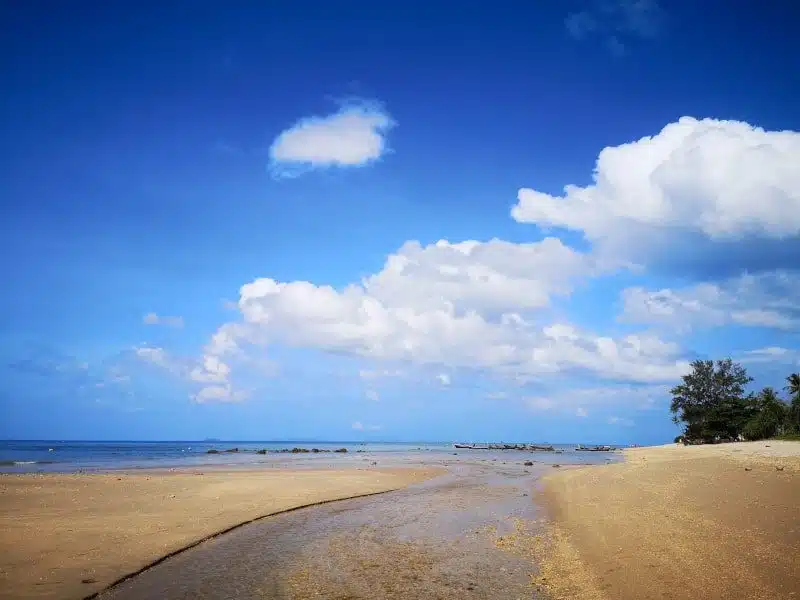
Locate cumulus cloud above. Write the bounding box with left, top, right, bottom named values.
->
left=512, top=118, right=800, bottom=255
left=269, top=100, right=394, bottom=178
left=142, top=313, right=184, bottom=328
left=620, top=271, right=800, bottom=332
left=213, top=249, right=686, bottom=383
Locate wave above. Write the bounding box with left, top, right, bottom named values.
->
left=0, top=460, right=56, bottom=466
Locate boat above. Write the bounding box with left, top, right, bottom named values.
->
left=576, top=444, right=615, bottom=452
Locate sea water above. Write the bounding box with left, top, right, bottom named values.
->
left=0, top=439, right=618, bottom=472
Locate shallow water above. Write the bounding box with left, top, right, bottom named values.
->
left=100, top=458, right=560, bottom=600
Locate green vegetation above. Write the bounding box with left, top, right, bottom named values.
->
left=670, top=359, right=800, bottom=444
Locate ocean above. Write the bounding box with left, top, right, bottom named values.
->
left=0, top=440, right=619, bottom=472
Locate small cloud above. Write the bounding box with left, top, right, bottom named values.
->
left=133, top=346, right=174, bottom=370
left=359, top=368, right=404, bottom=380
left=352, top=421, right=381, bottom=431
left=741, top=346, right=799, bottom=365
left=269, top=99, right=394, bottom=178
left=192, top=385, right=249, bottom=403
left=486, top=391, right=508, bottom=400
left=565, top=11, right=598, bottom=40
left=576, top=407, right=588, bottom=418
left=365, top=389, right=380, bottom=402
left=526, top=396, right=556, bottom=411
left=607, top=416, right=635, bottom=426
left=143, top=313, right=184, bottom=328
left=436, top=373, right=451, bottom=386
left=565, top=0, right=664, bottom=54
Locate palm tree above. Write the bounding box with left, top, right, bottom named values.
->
left=786, top=373, right=800, bottom=433
left=787, top=373, right=800, bottom=399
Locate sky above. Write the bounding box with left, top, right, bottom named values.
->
left=1, top=0, right=799, bottom=445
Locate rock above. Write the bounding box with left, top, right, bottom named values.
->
left=453, top=452, right=458, bottom=455
left=206, top=449, right=220, bottom=454
left=81, top=578, right=97, bottom=584
left=523, top=461, right=534, bottom=466
left=522, top=493, right=529, bottom=496
left=334, top=448, right=348, bottom=453
left=371, top=461, right=377, bottom=465
left=745, top=467, right=752, bottom=471
left=256, top=449, right=267, bottom=455
left=552, top=464, right=561, bottom=468
left=222, top=448, right=239, bottom=453
left=291, top=447, right=310, bottom=453
left=776, top=466, right=784, bottom=471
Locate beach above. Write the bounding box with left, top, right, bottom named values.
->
left=0, top=466, right=441, bottom=600
left=536, top=441, right=800, bottom=600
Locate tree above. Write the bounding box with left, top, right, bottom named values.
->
left=785, top=373, right=800, bottom=433
left=743, top=387, right=789, bottom=440
left=670, top=359, right=753, bottom=443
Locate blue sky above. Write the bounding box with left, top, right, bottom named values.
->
left=1, top=1, right=798, bottom=444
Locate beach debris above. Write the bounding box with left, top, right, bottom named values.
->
left=81, top=578, right=97, bottom=584
left=776, top=466, right=784, bottom=471
left=523, top=461, right=534, bottom=466
left=552, top=464, right=561, bottom=468
left=744, top=467, right=752, bottom=471
left=522, top=493, right=529, bottom=496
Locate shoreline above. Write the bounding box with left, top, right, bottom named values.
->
left=0, top=466, right=443, bottom=600
left=536, top=441, right=800, bottom=599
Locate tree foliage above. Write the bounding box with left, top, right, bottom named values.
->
left=785, top=373, right=800, bottom=434
left=670, top=360, right=795, bottom=443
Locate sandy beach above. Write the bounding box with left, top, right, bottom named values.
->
left=0, top=466, right=441, bottom=600
left=537, top=441, right=800, bottom=600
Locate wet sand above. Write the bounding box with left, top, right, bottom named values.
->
left=99, top=460, right=547, bottom=600
left=0, top=467, right=440, bottom=600
left=538, top=441, right=800, bottom=600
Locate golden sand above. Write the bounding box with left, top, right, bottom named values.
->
left=0, top=466, right=441, bottom=600
left=536, top=441, right=800, bottom=600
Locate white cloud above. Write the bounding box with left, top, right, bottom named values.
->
left=352, top=421, right=381, bottom=431
left=740, top=347, right=800, bottom=365
left=436, top=373, right=451, bottom=386
left=486, top=391, right=508, bottom=400
left=512, top=118, right=800, bottom=252
left=269, top=100, right=394, bottom=177
left=197, top=231, right=686, bottom=385
left=576, top=407, right=589, bottom=417
left=359, top=368, right=404, bottom=380
left=143, top=313, right=184, bottom=328
left=526, top=397, right=556, bottom=411
left=607, top=416, right=635, bottom=426
left=365, top=389, right=380, bottom=402
left=620, top=271, right=800, bottom=332
left=193, top=385, right=248, bottom=403
left=134, top=346, right=175, bottom=371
